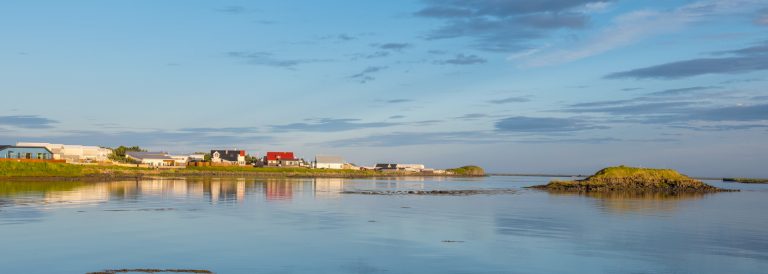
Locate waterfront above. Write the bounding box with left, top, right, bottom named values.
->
left=1, top=176, right=767, bottom=273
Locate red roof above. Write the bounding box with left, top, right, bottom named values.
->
left=266, top=152, right=295, bottom=161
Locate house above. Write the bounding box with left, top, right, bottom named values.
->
left=0, top=145, right=54, bottom=160
left=375, top=163, right=399, bottom=172
left=125, top=151, right=175, bottom=167
left=211, top=150, right=246, bottom=166
left=16, top=142, right=111, bottom=163
left=265, top=152, right=301, bottom=167
left=314, top=155, right=344, bottom=169
left=168, top=155, right=189, bottom=166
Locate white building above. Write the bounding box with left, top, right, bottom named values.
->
left=16, top=142, right=112, bottom=163
left=314, top=155, right=344, bottom=169
left=397, top=164, right=426, bottom=172
left=125, top=152, right=175, bottom=167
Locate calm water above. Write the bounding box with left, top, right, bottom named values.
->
left=1, top=176, right=767, bottom=274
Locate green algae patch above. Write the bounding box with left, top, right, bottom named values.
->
left=529, top=166, right=735, bottom=193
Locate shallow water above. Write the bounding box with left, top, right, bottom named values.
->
left=0, top=176, right=766, bottom=274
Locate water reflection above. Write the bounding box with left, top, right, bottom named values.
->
left=0, top=178, right=352, bottom=208
left=545, top=190, right=711, bottom=214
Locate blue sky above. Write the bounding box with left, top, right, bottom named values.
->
left=1, top=0, right=767, bottom=177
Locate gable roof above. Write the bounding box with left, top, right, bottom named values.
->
left=315, top=155, right=343, bottom=163
left=266, top=152, right=295, bottom=161
left=211, top=150, right=244, bottom=162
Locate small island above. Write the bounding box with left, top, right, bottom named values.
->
left=529, top=166, right=736, bottom=193
left=723, top=178, right=768, bottom=184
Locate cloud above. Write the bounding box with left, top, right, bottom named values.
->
left=349, top=66, right=387, bottom=83
left=456, top=113, right=488, bottom=120
left=385, top=99, right=412, bottom=104
left=489, top=96, right=531, bottom=104
left=0, top=115, right=58, bottom=129
left=518, top=0, right=768, bottom=66
left=321, top=131, right=507, bottom=147
left=389, top=115, right=406, bottom=119
left=271, top=118, right=399, bottom=132
left=605, top=56, right=768, bottom=79
left=495, top=116, right=607, bottom=132
left=2, top=130, right=271, bottom=150
left=646, top=86, right=721, bottom=96
left=178, top=127, right=261, bottom=134
left=415, top=0, right=602, bottom=52
left=606, top=41, right=768, bottom=79
left=373, top=43, right=411, bottom=51
left=692, top=104, right=768, bottom=121
left=756, top=9, right=768, bottom=25
left=215, top=6, right=248, bottom=14
left=435, top=54, right=487, bottom=65
left=227, top=51, right=328, bottom=69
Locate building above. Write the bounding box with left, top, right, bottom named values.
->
left=0, top=145, right=54, bottom=160
left=125, top=151, right=175, bottom=167
left=168, top=155, right=189, bottom=166
left=314, top=155, right=344, bottom=169
left=375, top=163, right=399, bottom=172
left=265, top=152, right=301, bottom=167
left=188, top=154, right=206, bottom=162
left=16, top=142, right=111, bottom=163
left=374, top=163, right=426, bottom=172
left=211, top=150, right=246, bottom=166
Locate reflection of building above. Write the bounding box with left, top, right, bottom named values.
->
left=264, top=180, right=294, bottom=200
left=313, top=178, right=344, bottom=198
left=17, top=142, right=110, bottom=163
left=314, top=155, right=344, bottom=169
left=0, top=145, right=54, bottom=160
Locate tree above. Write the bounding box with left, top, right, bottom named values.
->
left=108, top=146, right=146, bottom=163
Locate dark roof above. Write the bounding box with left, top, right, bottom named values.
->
left=375, top=163, right=398, bottom=169
left=0, top=145, right=53, bottom=154
left=211, top=150, right=243, bottom=162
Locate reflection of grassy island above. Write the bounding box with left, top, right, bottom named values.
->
left=0, top=161, right=485, bottom=180
left=530, top=166, right=735, bottom=193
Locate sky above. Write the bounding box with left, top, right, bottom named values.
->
left=1, top=0, right=767, bottom=177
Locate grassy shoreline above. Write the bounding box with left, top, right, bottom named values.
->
left=0, top=161, right=486, bottom=181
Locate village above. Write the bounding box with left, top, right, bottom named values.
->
left=0, top=142, right=450, bottom=174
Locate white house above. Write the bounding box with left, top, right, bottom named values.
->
left=314, top=155, right=344, bottom=169
left=17, top=142, right=111, bottom=163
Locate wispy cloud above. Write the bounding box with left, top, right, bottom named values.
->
left=605, top=41, right=768, bottom=79
left=373, top=43, right=411, bottom=51
left=434, top=54, right=487, bottom=65
left=215, top=6, right=248, bottom=14
left=646, top=86, right=721, bottom=96
left=495, top=116, right=608, bottom=132
left=489, top=96, right=531, bottom=104
left=415, top=0, right=601, bottom=52
left=0, top=115, right=58, bottom=129
left=227, top=51, right=328, bottom=69
left=271, top=118, right=399, bottom=132
left=518, top=0, right=768, bottom=66
left=349, top=66, right=387, bottom=83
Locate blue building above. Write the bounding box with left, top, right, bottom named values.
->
left=0, top=145, right=54, bottom=160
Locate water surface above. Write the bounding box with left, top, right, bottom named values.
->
left=1, top=176, right=766, bottom=273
